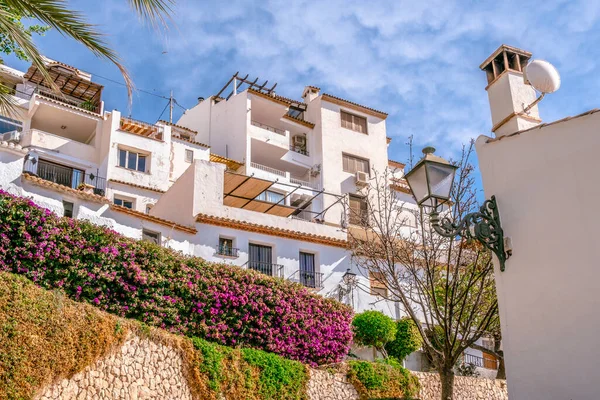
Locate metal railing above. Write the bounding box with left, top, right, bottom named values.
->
left=290, top=177, right=319, bottom=190
left=35, top=87, right=101, bottom=114
left=250, top=162, right=286, bottom=177
left=289, top=145, right=309, bottom=156
left=251, top=120, right=286, bottom=136
left=23, top=158, right=106, bottom=196
left=246, top=261, right=284, bottom=278
left=463, top=353, right=498, bottom=370
left=215, top=245, right=239, bottom=257
left=295, top=270, right=324, bottom=289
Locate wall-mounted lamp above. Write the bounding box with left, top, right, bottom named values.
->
left=342, top=268, right=357, bottom=285
left=404, top=147, right=510, bottom=271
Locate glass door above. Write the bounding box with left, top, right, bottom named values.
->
left=299, top=252, right=315, bottom=288
left=248, top=244, right=273, bottom=275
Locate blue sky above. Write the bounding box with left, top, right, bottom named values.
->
left=7, top=0, right=600, bottom=169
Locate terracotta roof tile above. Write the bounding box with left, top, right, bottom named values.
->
left=196, top=213, right=348, bottom=248
left=110, top=204, right=197, bottom=234
left=247, top=88, right=304, bottom=106
left=22, top=173, right=109, bottom=203
left=390, top=177, right=412, bottom=194
left=388, top=159, right=406, bottom=169
left=282, top=114, right=315, bottom=129
left=157, top=120, right=199, bottom=135
left=0, top=140, right=27, bottom=154
left=108, top=179, right=165, bottom=193
left=321, top=93, right=387, bottom=119
left=171, top=135, right=210, bottom=149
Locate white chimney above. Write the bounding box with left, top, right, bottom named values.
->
left=302, top=86, right=320, bottom=102
left=480, top=45, right=542, bottom=137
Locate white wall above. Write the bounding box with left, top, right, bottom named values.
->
left=169, top=138, right=210, bottom=183
left=476, top=111, right=600, bottom=399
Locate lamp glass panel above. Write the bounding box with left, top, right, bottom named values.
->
left=426, top=163, right=455, bottom=200
left=405, top=164, right=429, bottom=204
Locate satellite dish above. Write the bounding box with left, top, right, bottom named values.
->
left=525, top=60, right=561, bottom=94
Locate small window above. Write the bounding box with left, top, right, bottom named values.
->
left=114, top=197, right=134, bottom=209
left=145, top=204, right=153, bottom=214
left=342, top=153, right=370, bottom=175
left=341, top=110, right=367, bottom=134
left=218, top=237, right=238, bottom=257
left=142, top=229, right=161, bottom=245
left=185, top=149, right=194, bottom=163
left=118, top=148, right=148, bottom=172
left=369, top=272, right=388, bottom=297
left=256, top=190, right=285, bottom=204
left=63, top=201, right=74, bottom=218
left=349, top=194, right=368, bottom=226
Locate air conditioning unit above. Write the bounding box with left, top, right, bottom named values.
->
left=355, top=171, right=368, bottom=186
left=1, top=130, right=21, bottom=143
left=293, top=135, right=306, bottom=146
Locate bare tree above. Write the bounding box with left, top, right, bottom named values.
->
left=346, top=143, right=499, bottom=400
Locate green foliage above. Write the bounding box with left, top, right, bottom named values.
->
left=352, top=311, right=397, bottom=350
left=385, top=318, right=423, bottom=362
left=191, top=336, right=308, bottom=400
left=0, top=4, right=50, bottom=61
left=347, top=358, right=420, bottom=399
left=241, top=347, right=308, bottom=400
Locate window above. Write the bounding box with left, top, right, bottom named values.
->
left=342, top=153, right=370, bottom=175
left=114, top=197, right=134, bottom=209
left=349, top=194, right=368, bottom=226
left=341, top=110, right=367, bottom=134
left=0, top=116, right=22, bottom=135
left=142, top=229, right=161, bottom=245
left=249, top=243, right=277, bottom=276
left=370, top=272, right=388, bottom=297
left=299, top=252, right=317, bottom=288
left=185, top=149, right=194, bottom=163
left=118, top=149, right=147, bottom=172
left=256, top=190, right=285, bottom=204
left=63, top=201, right=74, bottom=218
left=145, top=204, right=153, bottom=214
left=218, top=237, right=238, bottom=257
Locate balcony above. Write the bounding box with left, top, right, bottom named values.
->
left=20, top=129, right=97, bottom=162
left=291, top=270, right=324, bottom=289
left=34, top=87, right=101, bottom=114
left=251, top=120, right=286, bottom=136
left=246, top=261, right=284, bottom=278
left=289, top=144, right=309, bottom=156
left=23, top=158, right=106, bottom=195
left=249, top=162, right=320, bottom=190
left=463, top=353, right=498, bottom=370
left=215, top=245, right=240, bottom=258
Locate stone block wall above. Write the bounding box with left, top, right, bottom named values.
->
left=34, top=333, right=508, bottom=400
left=413, top=372, right=508, bottom=400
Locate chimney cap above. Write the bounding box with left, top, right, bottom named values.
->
left=480, top=44, right=532, bottom=70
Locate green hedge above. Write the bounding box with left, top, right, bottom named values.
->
left=347, top=358, right=420, bottom=399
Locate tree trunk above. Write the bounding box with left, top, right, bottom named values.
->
left=440, top=367, right=455, bottom=400
left=496, top=351, right=506, bottom=380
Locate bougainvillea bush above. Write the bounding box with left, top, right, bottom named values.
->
left=0, top=191, right=353, bottom=365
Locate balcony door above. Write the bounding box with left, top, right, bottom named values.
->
left=248, top=244, right=273, bottom=276
left=37, top=159, right=84, bottom=189
left=299, top=252, right=316, bottom=288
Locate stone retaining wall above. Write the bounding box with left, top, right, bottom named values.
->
left=413, top=372, right=508, bottom=400
left=34, top=334, right=508, bottom=400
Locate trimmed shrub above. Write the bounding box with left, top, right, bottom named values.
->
left=0, top=191, right=353, bottom=365
left=347, top=358, right=420, bottom=399
left=385, top=318, right=423, bottom=362
left=0, top=272, right=129, bottom=399
left=352, top=310, right=397, bottom=351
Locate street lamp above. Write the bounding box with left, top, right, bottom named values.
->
left=404, top=147, right=510, bottom=271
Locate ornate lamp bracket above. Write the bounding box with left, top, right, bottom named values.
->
left=429, top=196, right=510, bottom=271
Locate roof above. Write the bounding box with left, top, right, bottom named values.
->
left=21, top=173, right=109, bottom=203
left=247, top=88, right=303, bottom=107
left=120, top=117, right=163, bottom=141
left=388, top=159, right=406, bottom=169
left=390, top=178, right=412, bottom=195
left=157, top=120, right=198, bottom=134
left=321, top=93, right=387, bottom=119
left=210, top=153, right=244, bottom=171
left=108, top=179, right=166, bottom=193
left=487, top=108, right=600, bottom=144
left=196, top=213, right=348, bottom=248
left=109, top=204, right=197, bottom=234
left=172, top=135, right=210, bottom=149
left=282, top=114, right=315, bottom=129
left=0, top=140, right=27, bottom=154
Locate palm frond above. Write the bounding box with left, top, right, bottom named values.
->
left=128, top=0, right=174, bottom=29
left=3, top=0, right=134, bottom=102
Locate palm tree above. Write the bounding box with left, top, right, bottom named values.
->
left=0, top=0, right=173, bottom=114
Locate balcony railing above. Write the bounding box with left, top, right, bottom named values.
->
left=35, top=87, right=101, bottom=114
left=23, top=158, right=106, bottom=196
left=250, top=162, right=286, bottom=177
left=290, top=177, right=319, bottom=190
left=289, top=145, right=309, bottom=156
left=463, top=353, right=498, bottom=370
left=215, top=245, right=239, bottom=258
left=297, top=270, right=324, bottom=289
left=246, top=261, right=284, bottom=278
left=251, top=120, right=286, bottom=136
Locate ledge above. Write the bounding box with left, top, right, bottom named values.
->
left=108, top=179, right=165, bottom=193
left=21, top=173, right=109, bottom=204
left=110, top=204, right=197, bottom=234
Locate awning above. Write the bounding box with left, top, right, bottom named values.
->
left=211, top=153, right=244, bottom=171
left=223, top=171, right=296, bottom=217
left=24, top=63, right=103, bottom=104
